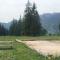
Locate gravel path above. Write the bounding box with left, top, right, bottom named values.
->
left=16, top=39, right=60, bottom=57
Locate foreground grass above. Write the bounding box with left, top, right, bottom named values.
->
left=0, top=36, right=15, bottom=60
left=15, top=42, right=46, bottom=60
left=0, top=50, right=15, bottom=60
left=0, top=36, right=60, bottom=60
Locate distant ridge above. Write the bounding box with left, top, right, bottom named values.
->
left=40, top=13, right=60, bottom=34
left=0, top=22, right=11, bottom=30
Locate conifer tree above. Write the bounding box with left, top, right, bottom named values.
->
left=9, top=19, right=17, bottom=35
left=23, top=0, right=32, bottom=35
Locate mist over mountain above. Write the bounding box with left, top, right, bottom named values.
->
left=1, top=13, right=60, bottom=34
left=41, top=13, right=60, bottom=34
left=1, top=22, right=11, bottom=30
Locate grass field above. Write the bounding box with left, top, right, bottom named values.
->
left=0, top=36, right=60, bottom=60
left=0, top=36, right=60, bottom=41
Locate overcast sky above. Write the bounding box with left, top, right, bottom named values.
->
left=0, top=0, right=60, bottom=23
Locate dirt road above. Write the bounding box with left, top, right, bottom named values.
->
left=16, top=39, right=60, bottom=57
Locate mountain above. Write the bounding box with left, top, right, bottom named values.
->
left=40, top=13, right=60, bottom=34
left=1, top=22, right=11, bottom=30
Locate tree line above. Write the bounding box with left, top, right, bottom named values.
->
left=0, top=1, right=48, bottom=36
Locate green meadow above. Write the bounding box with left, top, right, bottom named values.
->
left=0, top=36, right=60, bottom=60
left=0, top=36, right=60, bottom=41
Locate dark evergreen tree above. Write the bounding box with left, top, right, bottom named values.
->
left=58, top=24, right=60, bottom=35
left=16, top=16, right=22, bottom=35
left=23, top=0, right=32, bottom=35
left=23, top=1, right=47, bottom=36
left=0, top=24, right=3, bottom=35
left=31, top=3, right=47, bottom=36
left=9, top=18, right=22, bottom=36
left=30, top=3, right=42, bottom=36
left=59, top=24, right=60, bottom=31
left=0, top=23, right=8, bottom=35
left=9, top=19, right=18, bottom=35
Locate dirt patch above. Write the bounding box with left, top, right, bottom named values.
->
left=16, top=40, right=60, bottom=57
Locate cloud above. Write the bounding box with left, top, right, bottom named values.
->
left=0, top=0, right=60, bottom=22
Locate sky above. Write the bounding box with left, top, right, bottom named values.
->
left=0, top=0, right=60, bottom=23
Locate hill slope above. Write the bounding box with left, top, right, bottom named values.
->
left=41, top=13, right=60, bottom=34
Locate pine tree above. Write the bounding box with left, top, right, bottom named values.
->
left=59, top=24, right=60, bottom=34
left=31, top=3, right=47, bottom=36
left=16, top=16, right=22, bottom=35
left=30, top=3, right=42, bottom=36
left=9, top=19, right=18, bottom=35
left=0, top=23, right=8, bottom=36
left=9, top=17, right=22, bottom=36
left=23, top=0, right=32, bottom=35
left=23, top=0, right=47, bottom=36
